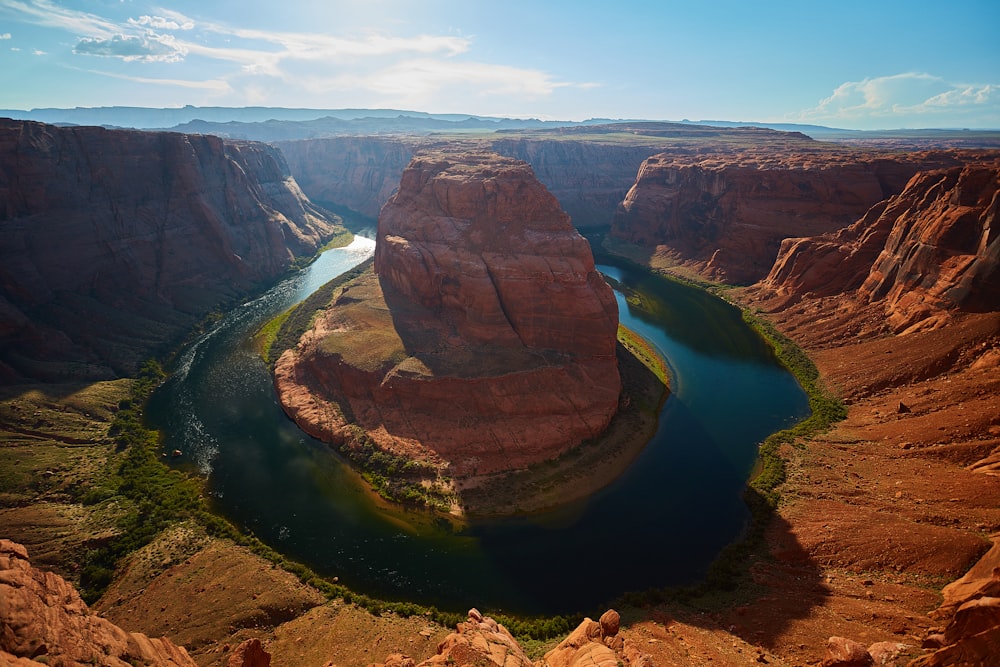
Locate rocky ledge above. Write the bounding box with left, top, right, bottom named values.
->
left=274, top=151, right=621, bottom=502
left=0, top=539, right=197, bottom=667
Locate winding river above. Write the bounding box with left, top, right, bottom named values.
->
left=147, top=236, right=809, bottom=615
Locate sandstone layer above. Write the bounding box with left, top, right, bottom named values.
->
left=276, top=137, right=415, bottom=220
left=610, top=150, right=977, bottom=283
left=0, top=119, right=341, bottom=382
left=274, top=151, right=620, bottom=486
left=0, top=539, right=196, bottom=667
left=760, top=163, right=1000, bottom=334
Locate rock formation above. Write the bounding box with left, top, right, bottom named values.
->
left=276, top=137, right=415, bottom=220
left=274, top=151, right=620, bottom=488
left=610, top=150, right=972, bottom=283
left=370, top=609, right=652, bottom=667
left=760, top=163, right=1000, bottom=333
left=0, top=539, right=197, bottom=667
left=0, top=119, right=342, bottom=382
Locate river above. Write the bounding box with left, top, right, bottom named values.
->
left=147, top=237, right=810, bottom=615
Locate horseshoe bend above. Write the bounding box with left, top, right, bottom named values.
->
left=272, top=151, right=642, bottom=512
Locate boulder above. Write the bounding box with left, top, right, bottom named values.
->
left=822, top=636, right=873, bottom=667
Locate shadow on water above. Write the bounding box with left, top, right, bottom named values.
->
left=147, top=240, right=814, bottom=617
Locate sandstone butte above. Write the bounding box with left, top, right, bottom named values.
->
left=274, top=151, right=621, bottom=494
left=609, top=148, right=985, bottom=284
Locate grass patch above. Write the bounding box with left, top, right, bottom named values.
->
left=617, top=324, right=668, bottom=386
left=258, top=257, right=374, bottom=366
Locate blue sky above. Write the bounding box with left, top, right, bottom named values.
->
left=1, top=0, right=998, bottom=129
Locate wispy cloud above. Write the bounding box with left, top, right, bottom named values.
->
left=83, top=67, right=231, bottom=94
left=0, top=32, right=11, bottom=39
left=795, top=72, right=1000, bottom=127
left=74, top=33, right=187, bottom=62
left=0, top=0, right=119, bottom=38
left=0, top=0, right=578, bottom=108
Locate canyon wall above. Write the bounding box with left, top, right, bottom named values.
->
left=610, top=150, right=969, bottom=284
left=760, top=163, right=1000, bottom=334
left=275, top=137, right=415, bottom=220
left=489, top=138, right=661, bottom=229
left=275, top=151, right=621, bottom=484
left=278, top=135, right=669, bottom=229
left=0, top=119, right=342, bottom=382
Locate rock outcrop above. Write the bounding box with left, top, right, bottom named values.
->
left=610, top=150, right=971, bottom=283
left=275, top=151, right=620, bottom=487
left=370, top=609, right=651, bottom=667
left=760, top=163, right=1000, bottom=333
left=0, top=119, right=342, bottom=382
left=0, top=539, right=197, bottom=667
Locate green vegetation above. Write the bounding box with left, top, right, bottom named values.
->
left=617, top=324, right=669, bottom=386
left=258, top=257, right=374, bottom=365
left=341, top=425, right=457, bottom=512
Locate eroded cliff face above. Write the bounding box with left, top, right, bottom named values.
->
left=490, top=138, right=660, bottom=229
left=760, top=163, right=1000, bottom=333
left=275, top=137, right=415, bottom=220
left=610, top=150, right=969, bottom=284
left=274, top=151, right=620, bottom=487
left=0, top=119, right=341, bottom=381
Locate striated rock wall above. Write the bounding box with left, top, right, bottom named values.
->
left=275, top=151, right=620, bottom=483
left=0, top=119, right=341, bottom=382
left=0, top=539, right=197, bottom=667
left=275, top=136, right=415, bottom=220
left=490, top=138, right=661, bottom=229
left=610, top=150, right=970, bottom=284
left=760, top=163, right=1000, bottom=333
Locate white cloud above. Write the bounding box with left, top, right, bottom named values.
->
left=32, top=48, right=45, bottom=55
left=0, top=32, right=11, bottom=39
left=74, top=32, right=187, bottom=62
left=128, top=15, right=194, bottom=31
left=795, top=73, right=1000, bottom=127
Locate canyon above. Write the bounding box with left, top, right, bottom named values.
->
left=2, top=116, right=999, bottom=666
left=0, top=119, right=344, bottom=383
left=273, top=151, right=622, bottom=498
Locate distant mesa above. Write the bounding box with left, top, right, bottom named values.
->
left=273, top=151, right=622, bottom=506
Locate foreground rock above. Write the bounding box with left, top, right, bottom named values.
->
left=0, top=539, right=196, bottom=667
left=275, top=152, right=620, bottom=491
left=370, top=609, right=652, bottom=667
left=610, top=149, right=976, bottom=283
left=0, top=119, right=342, bottom=382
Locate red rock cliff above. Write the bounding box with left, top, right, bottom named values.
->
left=275, top=151, right=620, bottom=485
left=0, top=119, right=342, bottom=382
left=760, top=163, right=1000, bottom=333
left=610, top=150, right=969, bottom=284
